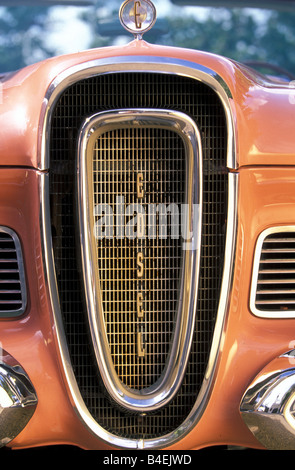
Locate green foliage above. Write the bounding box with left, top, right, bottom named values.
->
left=259, top=11, right=295, bottom=74
left=153, top=8, right=295, bottom=75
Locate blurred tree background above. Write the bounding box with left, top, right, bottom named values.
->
left=0, top=6, right=52, bottom=71
left=0, top=0, right=295, bottom=77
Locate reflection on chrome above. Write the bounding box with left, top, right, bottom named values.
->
left=0, top=350, right=37, bottom=447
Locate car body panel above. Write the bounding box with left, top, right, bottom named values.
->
left=1, top=41, right=295, bottom=170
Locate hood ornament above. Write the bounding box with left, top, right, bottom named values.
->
left=119, top=0, right=157, bottom=40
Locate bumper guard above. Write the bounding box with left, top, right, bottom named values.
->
left=240, top=350, right=295, bottom=450
left=0, top=350, right=37, bottom=447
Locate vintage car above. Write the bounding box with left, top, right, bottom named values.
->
left=1, top=0, right=295, bottom=452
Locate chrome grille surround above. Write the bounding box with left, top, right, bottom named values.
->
left=40, top=56, right=237, bottom=449
left=250, top=226, right=295, bottom=318
left=77, top=109, right=202, bottom=412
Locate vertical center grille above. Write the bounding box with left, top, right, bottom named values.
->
left=49, top=72, right=228, bottom=440
left=94, top=127, right=185, bottom=389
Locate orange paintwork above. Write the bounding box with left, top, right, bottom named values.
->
left=1, top=39, right=295, bottom=450
left=1, top=41, right=295, bottom=169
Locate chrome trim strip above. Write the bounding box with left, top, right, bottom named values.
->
left=39, top=56, right=238, bottom=448
left=0, top=226, right=27, bottom=318
left=0, top=350, right=37, bottom=447
left=77, top=109, right=202, bottom=412
left=240, top=350, right=295, bottom=450
left=250, top=226, right=295, bottom=319
left=40, top=170, right=238, bottom=449
left=38, top=55, right=236, bottom=171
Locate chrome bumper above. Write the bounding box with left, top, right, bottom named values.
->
left=0, top=351, right=37, bottom=447
left=240, top=350, right=295, bottom=450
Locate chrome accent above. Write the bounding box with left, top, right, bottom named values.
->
left=250, top=226, right=295, bottom=318
left=119, top=0, right=157, bottom=40
left=40, top=170, right=237, bottom=449
left=39, top=57, right=238, bottom=448
left=0, top=226, right=27, bottom=318
left=0, top=350, right=37, bottom=447
left=240, top=350, right=295, bottom=450
left=38, top=56, right=236, bottom=171
left=77, top=109, right=202, bottom=412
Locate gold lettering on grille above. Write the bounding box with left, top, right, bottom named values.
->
left=137, top=331, right=145, bottom=357
left=137, top=292, right=144, bottom=319
left=136, top=170, right=145, bottom=356
left=134, top=1, right=142, bottom=29
left=137, top=172, right=144, bottom=198
left=137, top=251, right=144, bottom=278
left=137, top=253, right=145, bottom=356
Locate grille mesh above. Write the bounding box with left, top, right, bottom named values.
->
left=49, top=72, right=228, bottom=439
left=93, top=127, right=185, bottom=389
left=254, top=230, right=295, bottom=312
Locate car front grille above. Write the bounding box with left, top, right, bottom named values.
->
left=49, top=72, right=228, bottom=439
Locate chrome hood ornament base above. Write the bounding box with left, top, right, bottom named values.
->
left=119, top=0, right=157, bottom=40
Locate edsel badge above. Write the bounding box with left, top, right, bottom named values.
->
left=119, top=0, right=157, bottom=39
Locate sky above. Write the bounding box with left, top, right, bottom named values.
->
left=46, top=6, right=92, bottom=54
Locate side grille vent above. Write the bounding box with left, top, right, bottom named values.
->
left=251, top=227, right=295, bottom=317
left=0, top=227, right=26, bottom=317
